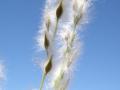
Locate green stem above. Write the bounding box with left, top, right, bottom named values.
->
left=39, top=73, right=46, bottom=90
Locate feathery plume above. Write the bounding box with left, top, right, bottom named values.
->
left=37, top=0, right=64, bottom=90
left=50, top=0, right=91, bottom=90
left=37, top=0, right=91, bottom=90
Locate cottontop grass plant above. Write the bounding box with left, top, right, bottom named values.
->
left=37, top=0, right=91, bottom=90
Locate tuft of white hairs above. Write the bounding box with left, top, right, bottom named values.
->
left=37, top=0, right=91, bottom=90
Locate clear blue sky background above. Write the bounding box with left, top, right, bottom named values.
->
left=0, top=0, right=120, bottom=90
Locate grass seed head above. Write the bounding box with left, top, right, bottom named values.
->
left=45, top=56, right=52, bottom=75
left=44, top=32, right=49, bottom=50
left=56, top=1, right=63, bottom=20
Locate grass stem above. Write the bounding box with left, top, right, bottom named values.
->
left=39, top=73, right=46, bottom=90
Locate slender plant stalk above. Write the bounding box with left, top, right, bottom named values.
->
left=39, top=73, right=46, bottom=90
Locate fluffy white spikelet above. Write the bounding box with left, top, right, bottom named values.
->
left=37, top=0, right=65, bottom=90
left=37, top=0, right=91, bottom=90
left=49, top=0, right=91, bottom=90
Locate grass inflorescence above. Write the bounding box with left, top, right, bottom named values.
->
left=37, top=0, right=91, bottom=90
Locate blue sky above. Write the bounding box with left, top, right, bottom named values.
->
left=0, top=0, right=120, bottom=90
